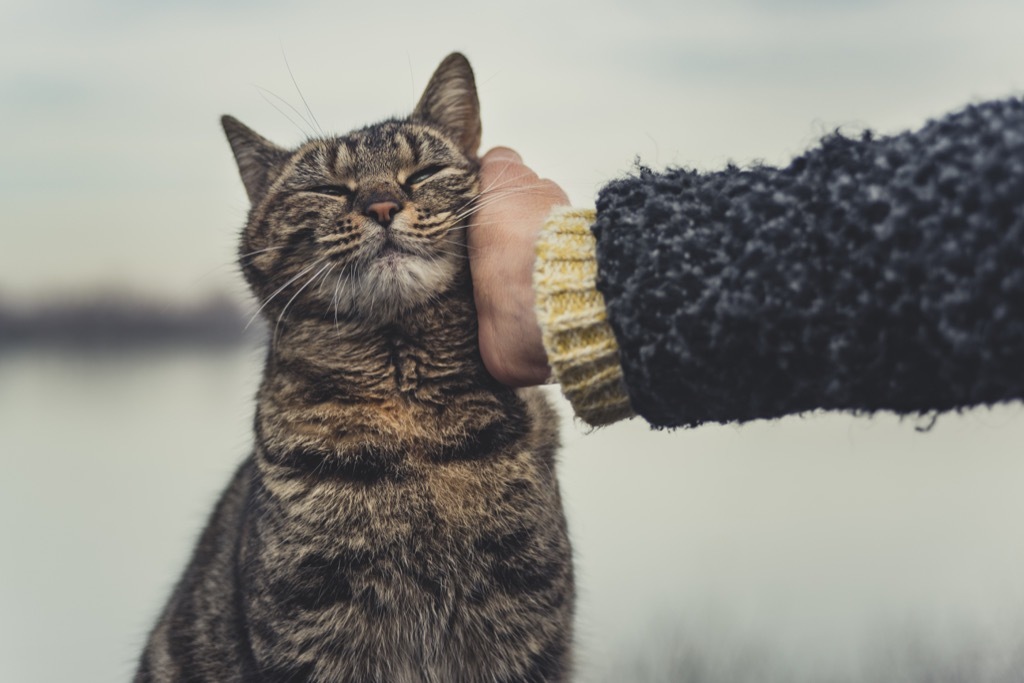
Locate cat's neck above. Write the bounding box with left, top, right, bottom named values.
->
left=253, top=274, right=526, bottom=469
left=261, top=273, right=498, bottom=404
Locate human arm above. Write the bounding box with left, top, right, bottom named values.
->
left=592, top=97, right=1024, bottom=427
left=472, top=98, right=1024, bottom=428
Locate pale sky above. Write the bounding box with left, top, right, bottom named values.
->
left=3, top=0, right=1023, bottom=302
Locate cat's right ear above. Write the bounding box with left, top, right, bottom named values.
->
left=221, top=115, right=290, bottom=204
left=413, top=53, right=481, bottom=158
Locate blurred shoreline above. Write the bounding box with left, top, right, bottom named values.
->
left=0, top=293, right=265, bottom=353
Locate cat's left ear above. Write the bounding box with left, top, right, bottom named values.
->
left=221, top=115, right=291, bottom=204
left=413, top=52, right=481, bottom=158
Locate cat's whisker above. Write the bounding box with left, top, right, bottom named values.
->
left=423, top=246, right=465, bottom=260
left=470, top=165, right=553, bottom=203
left=473, top=158, right=527, bottom=198
left=238, top=248, right=286, bottom=271
left=187, top=247, right=289, bottom=290
left=321, top=263, right=355, bottom=327
left=332, top=262, right=353, bottom=328
left=437, top=238, right=481, bottom=254
left=451, top=220, right=514, bottom=231
left=316, top=263, right=338, bottom=297
left=454, top=183, right=559, bottom=215
left=245, top=261, right=323, bottom=330
left=452, top=190, right=485, bottom=217
left=281, top=46, right=324, bottom=138
left=188, top=262, right=246, bottom=288
left=255, top=88, right=315, bottom=139
left=474, top=184, right=561, bottom=204
left=239, top=246, right=284, bottom=259
left=478, top=181, right=562, bottom=197
left=331, top=271, right=342, bottom=327
left=273, top=261, right=333, bottom=342
left=448, top=187, right=558, bottom=225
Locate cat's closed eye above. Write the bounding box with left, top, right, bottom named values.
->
left=306, top=185, right=353, bottom=197
left=405, top=165, right=446, bottom=187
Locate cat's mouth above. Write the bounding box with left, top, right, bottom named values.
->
left=374, top=241, right=419, bottom=268
left=370, top=240, right=427, bottom=273
left=378, top=241, right=413, bottom=258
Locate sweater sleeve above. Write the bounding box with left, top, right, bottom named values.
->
left=587, top=97, right=1024, bottom=428
left=534, top=207, right=635, bottom=426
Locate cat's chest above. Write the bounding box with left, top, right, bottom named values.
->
left=294, top=450, right=539, bottom=540
left=251, top=448, right=547, bottom=632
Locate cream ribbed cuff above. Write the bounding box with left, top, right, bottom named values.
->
left=534, top=207, right=634, bottom=426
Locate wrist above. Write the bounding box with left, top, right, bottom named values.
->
left=534, top=207, right=634, bottom=426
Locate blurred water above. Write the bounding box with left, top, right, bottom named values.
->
left=2, top=349, right=1024, bottom=682
left=0, top=348, right=262, bottom=683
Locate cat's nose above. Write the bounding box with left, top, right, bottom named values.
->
left=364, top=200, right=403, bottom=228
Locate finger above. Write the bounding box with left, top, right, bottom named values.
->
left=480, top=162, right=538, bottom=192
left=480, top=147, right=538, bottom=187
left=535, top=178, right=570, bottom=205
left=481, top=146, right=523, bottom=165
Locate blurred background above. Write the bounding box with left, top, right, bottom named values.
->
left=3, top=0, right=1024, bottom=681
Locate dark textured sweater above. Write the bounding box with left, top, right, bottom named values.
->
left=591, top=98, right=1024, bottom=428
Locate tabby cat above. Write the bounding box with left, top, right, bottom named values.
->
left=134, top=53, right=574, bottom=682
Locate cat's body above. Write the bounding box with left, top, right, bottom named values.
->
left=135, top=54, right=574, bottom=683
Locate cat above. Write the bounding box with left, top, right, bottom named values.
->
left=132, top=53, right=574, bottom=683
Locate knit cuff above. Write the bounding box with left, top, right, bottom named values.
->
left=534, top=207, right=635, bottom=426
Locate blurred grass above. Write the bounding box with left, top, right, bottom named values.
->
left=590, top=617, right=1024, bottom=683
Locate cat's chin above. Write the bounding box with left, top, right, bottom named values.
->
left=340, top=251, right=461, bottom=324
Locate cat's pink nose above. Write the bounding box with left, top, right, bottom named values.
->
left=365, top=201, right=402, bottom=227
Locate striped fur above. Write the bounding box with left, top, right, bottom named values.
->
left=134, top=54, right=574, bottom=682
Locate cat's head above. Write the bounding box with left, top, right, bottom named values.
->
left=223, top=53, right=481, bottom=326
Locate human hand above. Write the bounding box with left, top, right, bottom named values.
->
left=469, top=147, right=569, bottom=386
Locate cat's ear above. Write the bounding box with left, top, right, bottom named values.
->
left=412, top=53, right=482, bottom=158
left=221, top=115, right=290, bottom=204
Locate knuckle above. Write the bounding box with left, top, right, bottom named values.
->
left=537, top=178, right=568, bottom=201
